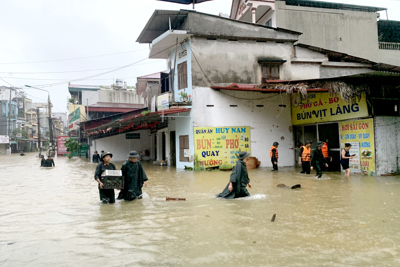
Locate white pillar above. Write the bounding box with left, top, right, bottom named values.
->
left=251, top=8, right=256, bottom=23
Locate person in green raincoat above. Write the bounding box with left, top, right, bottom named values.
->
left=94, top=152, right=116, bottom=204
left=117, top=151, right=148, bottom=201
left=216, top=151, right=252, bottom=199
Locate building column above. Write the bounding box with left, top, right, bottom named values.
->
left=251, top=8, right=257, bottom=23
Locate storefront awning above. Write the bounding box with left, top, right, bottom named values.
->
left=211, top=83, right=329, bottom=93
left=85, top=108, right=191, bottom=139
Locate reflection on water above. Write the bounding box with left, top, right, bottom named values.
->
left=1, top=153, right=400, bottom=266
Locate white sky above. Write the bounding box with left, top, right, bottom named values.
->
left=0, top=0, right=399, bottom=113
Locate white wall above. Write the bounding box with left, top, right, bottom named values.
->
left=175, top=112, right=194, bottom=169
left=374, top=116, right=400, bottom=176
left=192, top=87, right=294, bottom=167
left=82, top=91, right=99, bottom=106
left=91, top=129, right=151, bottom=162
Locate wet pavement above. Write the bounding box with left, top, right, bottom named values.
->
left=1, top=152, right=400, bottom=266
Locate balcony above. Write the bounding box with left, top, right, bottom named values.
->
left=379, top=42, right=400, bottom=50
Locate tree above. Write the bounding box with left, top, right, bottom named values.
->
left=64, top=138, right=81, bottom=159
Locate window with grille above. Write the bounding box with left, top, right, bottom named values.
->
left=179, top=135, right=189, bottom=162
left=261, top=64, right=280, bottom=82
left=178, top=61, right=188, bottom=90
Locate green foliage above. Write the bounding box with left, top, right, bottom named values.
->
left=141, top=110, right=151, bottom=116
left=65, top=138, right=81, bottom=158
left=68, top=98, right=76, bottom=104
left=194, top=154, right=203, bottom=171
left=219, top=163, right=233, bottom=170
left=67, top=153, right=73, bottom=159
left=180, top=91, right=188, bottom=97
left=21, top=130, right=28, bottom=139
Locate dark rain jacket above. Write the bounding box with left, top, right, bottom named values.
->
left=92, top=154, right=100, bottom=163
left=311, top=148, right=325, bottom=167
left=94, top=162, right=116, bottom=184
left=216, top=160, right=250, bottom=199
left=43, top=159, right=55, bottom=167
left=118, top=160, right=148, bottom=201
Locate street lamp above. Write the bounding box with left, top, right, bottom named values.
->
left=24, top=85, right=54, bottom=154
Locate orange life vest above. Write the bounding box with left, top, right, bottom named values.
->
left=270, top=146, right=278, bottom=159
left=321, top=142, right=329, bottom=158
left=301, top=146, right=311, bottom=162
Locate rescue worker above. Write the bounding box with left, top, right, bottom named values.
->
left=92, top=151, right=100, bottom=163
left=311, top=141, right=328, bottom=178
left=117, top=151, right=148, bottom=201
left=100, top=150, right=105, bottom=163
left=341, top=143, right=356, bottom=177
left=40, top=155, right=45, bottom=167
left=298, top=140, right=312, bottom=174
left=44, top=156, right=55, bottom=167
left=216, top=151, right=252, bottom=199
left=321, top=139, right=332, bottom=171
left=94, top=152, right=116, bottom=204
left=270, top=142, right=279, bottom=171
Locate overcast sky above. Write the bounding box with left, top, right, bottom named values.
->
left=0, top=0, right=399, bottom=114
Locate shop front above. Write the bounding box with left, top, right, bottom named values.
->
left=291, top=92, right=375, bottom=175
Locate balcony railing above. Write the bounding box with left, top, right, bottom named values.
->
left=379, top=42, right=400, bottom=50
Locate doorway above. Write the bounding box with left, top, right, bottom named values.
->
left=293, top=122, right=341, bottom=171
left=161, top=132, right=166, bottom=161
left=170, top=131, right=176, bottom=166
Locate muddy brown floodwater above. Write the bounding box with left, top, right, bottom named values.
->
left=1, top=153, right=400, bottom=266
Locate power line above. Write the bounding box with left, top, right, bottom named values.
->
left=0, top=60, right=165, bottom=75
left=29, top=43, right=178, bottom=88
left=0, top=48, right=149, bottom=65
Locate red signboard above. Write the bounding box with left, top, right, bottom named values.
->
left=57, top=136, right=70, bottom=156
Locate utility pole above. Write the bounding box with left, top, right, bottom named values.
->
left=37, top=108, right=41, bottom=156
left=48, top=95, right=54, bottom=149
left=8, top=87, right=12, bottom=138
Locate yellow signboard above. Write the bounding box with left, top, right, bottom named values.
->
left=292, top=93, right=368, bottom=125
left=194, top=126, right=251, bottom=167
left=339, top=118, right=375, bottom=176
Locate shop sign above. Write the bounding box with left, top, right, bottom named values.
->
left=68, top=107, right=80, bottom=130
left=57, top=136, right=70, bottom=155
left=157, top=94, right=169, bottom=111
left=126, top=133, right=140, bottom=139
left=292, top=93, right=368, bottom=125
left=0, top=135, right=9, bottom=144
left=339, top=118, right=375, bottom=176
left=194, top=126, right=251, bottom=167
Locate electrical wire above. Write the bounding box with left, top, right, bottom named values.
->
left=1, top=60, right=165, bottom=75
left=29, top=43, right=178, bottom=88
left=0, top=48, right=149, bottom=65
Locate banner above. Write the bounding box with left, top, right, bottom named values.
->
left=57, top=136, right=70, bottom=155
left=292, top=92, right=368, bottom=125
left=194, top=126, right=251, bottom=167
left=0, top=135, right=9, bottom=144
left=339, top=118, right=375, bottom=176
left=157, top=94, right=169, bottom=111
left=68, top=107, right=80, bottom=130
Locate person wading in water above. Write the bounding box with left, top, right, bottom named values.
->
left=216, top=151, right=252, bottom=199
left=94, top=152, right=116, bottom=204
left=117, top=151, right=148, bottom=201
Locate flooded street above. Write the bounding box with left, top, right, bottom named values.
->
left=1, top=153, right=400, bottom=266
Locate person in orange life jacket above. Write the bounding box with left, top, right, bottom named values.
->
left=270, top=142, right=279, bottom=171
left=311, top=141, right=328, bottom=179
left=321, top=139, right=332, bottom=171
left=298, top=140, right=312, bottom=174
left=341, top=143, right=356, bottom=177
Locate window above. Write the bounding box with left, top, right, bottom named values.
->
left=178, top=61, right=188, bottom=90
left=179, top=135, right=189, bottom=162
left=266, top=19, right=272, bottom=27
left=261, top=64, right=280, bottom=82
